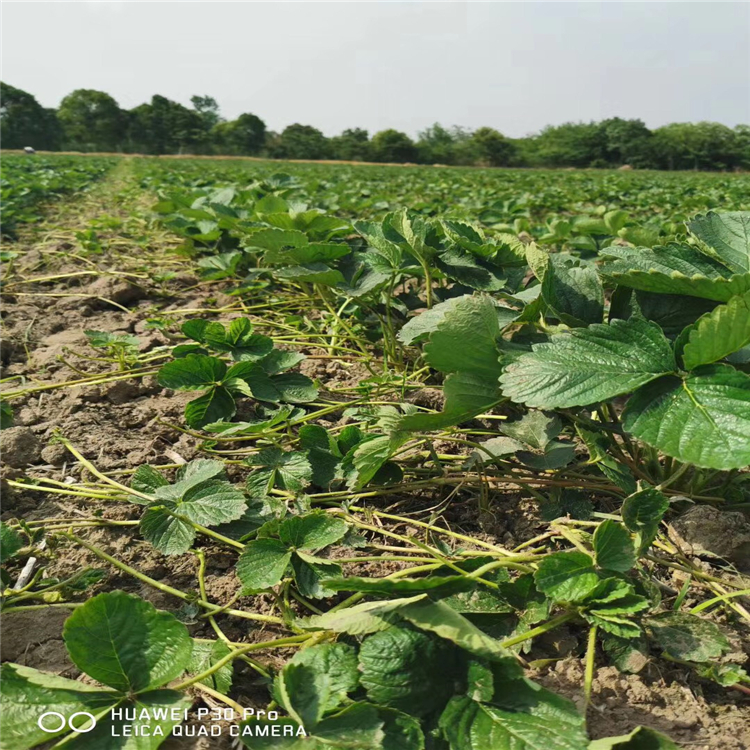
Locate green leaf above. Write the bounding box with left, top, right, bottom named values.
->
left=174, top=479, right=247, bottom=527
left=688, top=211, right=750, bottom=274
left=0, top=400, right=14, bottom=429
left=300, top=596, right=428, bottom=635
left=274, top=642, right=359, bottom=723
left=184, top=386, right=236, bottom=428
left=130, top=464, right=168, bottom=497
left=187, top=639, right=234, bottom=693
left=236, top=538, right=293, bottom=591
left=0, top=522, right=23, bottom=563
left=439, top=692, right=587, bottom=750
left=140, top=507, right=196, bottom=555
left=279, top=512, right=348, bottom=551
left=620, top=487, right=669, bottom=554
left=276, top=263, right=345, bottom=286
left=272, top=372, right=319, bottom=403
left=182, top=318, right=274, bottom=361
left=542, top=256, right=604, bottom=326
left=599, top=245, right=750, bottom=301
left=593, top=521, right=636, bottom=573
left=292, top=551, right=343, bottom=599
left=398, top=371, right=502, bottom=432
left=423, top=295, right=503, bottom=381
left=239, top=703, right=384, bottom=749
left=647, top=612, right=730, bottom=662
left=359, top=626, right=459, bottom=716
left=682, top=291, right=750, bottom=369
left=589, top=726, right=679, bottom=749
left=78, top=691, right=191, bottom=749
left=623, top=365, right=750, bottom=469
left=157, top=354, right=226, bottom=390
left=501, top=411, right=561, bottom=451
left=534, top=551, right=600, bottom=603
left=260, top=350, right=306, bottom=375
left=246, top=448, right=313, bottom=492
left=323, top=574, right=475, bottom=598
left=398, top=295, right=469, bottom=346
left=378, top=707, right=424, bottom=750
left=400, top=598, right=522, bottom=670
left=500, top=319, right=675, bottom=409
left=63, top=591, right=192, bottom=692
left=0, top=663, right=117, bottom=750
left=581, top=579, right=649, bottom=639
left=348, top=435, right=404, bottom=489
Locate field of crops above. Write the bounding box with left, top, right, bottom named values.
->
left=1, top=153, right=750, bottom=750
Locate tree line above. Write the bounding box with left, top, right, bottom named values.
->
left=2, top=82, right=748, bottom=171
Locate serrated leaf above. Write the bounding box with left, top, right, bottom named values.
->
left=292, top=551, right=342, bottom=599
left=688, top=211, right=750, bottom=274
left=599, top=244, right=750, bottom=301
left=130, top=464, right=168, bottom=499
left=239, top=703, right=384, bottom=749
left=620, top=487, right=669, bottom=554
left=359, top=626, right=459, bottom=716
left=400, top=598, right=522, bottom=669
left=300, top=596, right=428, bottom=635
left=246, top=448, right=313, bottom=492
left=623, top=365, right=750, bottom=469
left=0, top=663, right=118, bottom=750
left=542, top=256, right=604, bottom=327
left=593, top=521, right=636, bottom=572
left=423, top=295, right=503, bottom=381
left=398, top=371, right=502, bottom=432
left=184, top=386, right=236, bottom=428
left=501, top=411, right=561, bottom=451
left=534, top=551, right=600, bottom=603
left=647, top=612, right=730, bottom=662
left=236, top=538, right=293, bottom=591
left=324, top=575, right=475, bottom=597
left=157, top=354, right=226, bottom=390
left=63, top=591, right=192, bottom=692
left=274, top=642, right=359, bottom=724
left=271, top=372, right=319, bottom=403
left=440, top=693, right=587, bottom=750
left=398, top=296, right=468, bottom=345
left=500, top=319, right=675, bottom=409
left=682, top=291, right=750, bottom=369
left=279, top=512, right=348, bottom=551
left=140, top=508, right=196, bottom=555
left=187, top=639, right=233, bottom=694
left=175, top=479, right=247, bottom=527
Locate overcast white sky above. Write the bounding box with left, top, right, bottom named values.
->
left=2, top=2, right=749, bottom=138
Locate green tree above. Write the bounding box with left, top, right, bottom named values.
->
left=272, top=124, right=331, bottom=160
left=212, top=113, right=267, bottom=155
left=126, top=95, right=205, bottom=154
left=190, top=95, right=221, bottom=129
left=653, top=122, right=741, bottom=170
left=57, top=89, right=125, bottom=152
left=330, top=128, right=371, bottom=161
left=469, top=127, right=517, bottom=167
left=522, top=122, right=606, bottom=167
left=0, top=82, right=61, bottom=150
left=599, top=117, right=654, bottom=168
left=416, top=123, right=459, bottom=164
left=371, top=129, right=418, bottom=163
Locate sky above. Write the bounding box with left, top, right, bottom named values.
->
left=2, top=1, right=749, bottom=138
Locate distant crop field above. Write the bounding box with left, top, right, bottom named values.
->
left=2, top=153, right=750, bottom=750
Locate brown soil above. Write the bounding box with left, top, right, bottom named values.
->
left=2, top=165, right=749, bottom=749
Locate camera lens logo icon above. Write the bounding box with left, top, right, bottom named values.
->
left=38, top=711, right=97, bottom=734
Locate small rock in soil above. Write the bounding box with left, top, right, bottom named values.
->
left=88, top=277, right=146, bottom=308
left=0, top=427, right=42, bottom=467
left=670, top=505, right=750, bottom=571
left=41, top=443, right=69, bottom=467
left=106, top=381, right=140, bottom=405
